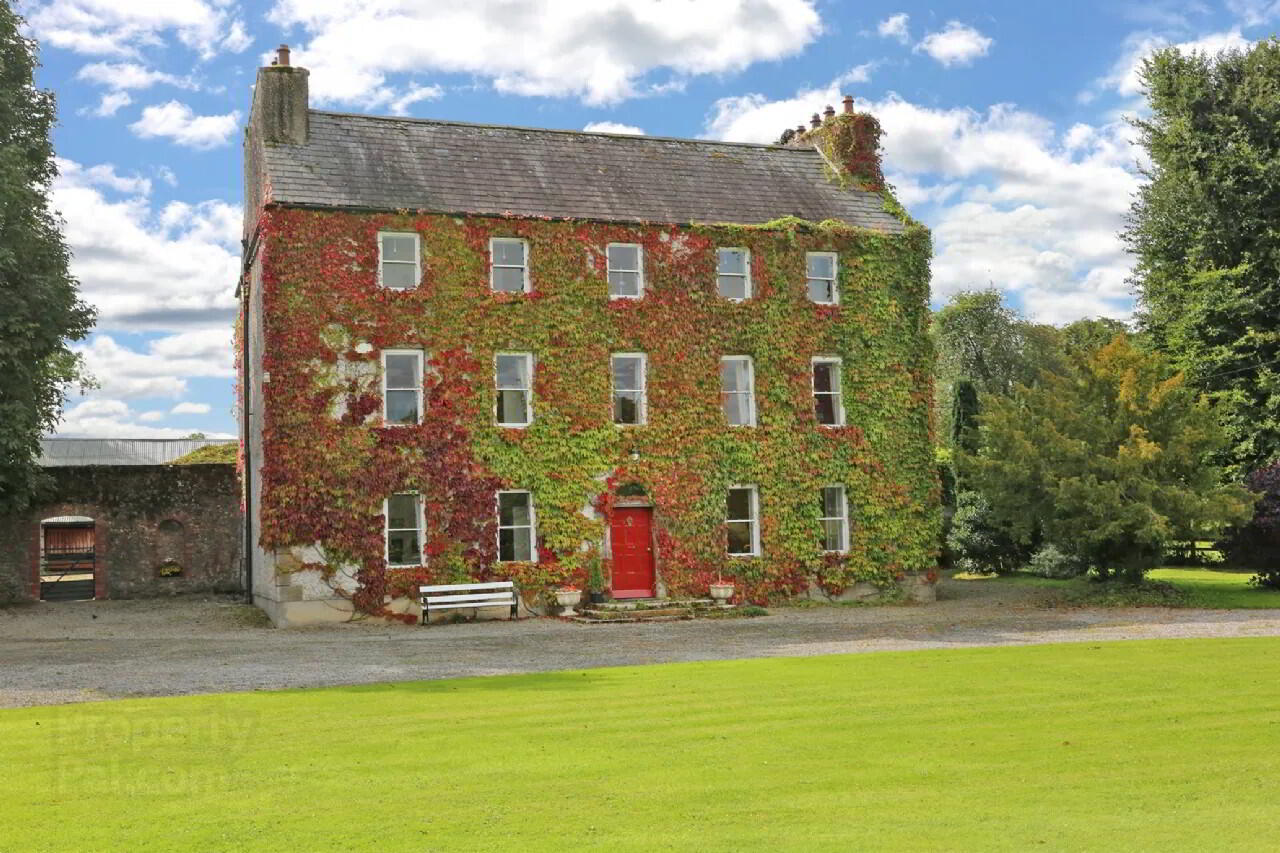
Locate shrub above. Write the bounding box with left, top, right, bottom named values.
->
left=1027, top=544, right=1086, bottom=579
left=1250, top=569, right=1280, bottom=590
left=947, top=490, right=1026, bottom=575
left=1219, top=461, right=1280, bottom=570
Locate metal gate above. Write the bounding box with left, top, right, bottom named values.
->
left=41, top=523, right=96, bottom=601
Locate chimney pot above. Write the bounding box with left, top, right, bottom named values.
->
left=796, top=125, right=806, bottom=135
left=823, top=105, right=835, bottom=118
left=842, top=95, right=854, bottom=114
left=276, top=44, right=291, bottom=67
left=810, top=113, right=821, bottom=129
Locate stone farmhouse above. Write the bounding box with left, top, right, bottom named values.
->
left=240, top=47, right=938, bottom=626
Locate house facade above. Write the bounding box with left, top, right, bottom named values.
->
left=240, top=48, right=938, bottom=626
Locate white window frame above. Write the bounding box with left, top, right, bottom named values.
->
left=820, top=485, right=849, bottom=554
left=384, top=491, right=425, bottom=567
left=377, top=231, right=421, bottom=290
left=382, top=349, right=424, bottom=426
left=720, top=355, right=756, bottom=427
left=496, top=490, right=537, bottom=563
left=811, top=356, right=845, bottom=427
left=611, top=352, right=647, bottom=426
left=716, top=247, right=752, bottom=301
left=607, top=243, right=645, bottom=300
left=495, top=352, right=534, bottom=428
left=806, top=251, right=839, bottom=305
left=490, top=237, right=530, bottom=293
left=726, top=484, right=761, bottom=557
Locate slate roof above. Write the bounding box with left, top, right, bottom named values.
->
left=260, top=112, right=905, bottom=232
left=39, top=438, right=236, bottom=467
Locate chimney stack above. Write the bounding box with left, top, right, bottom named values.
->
left=842, top=95, right=854, bottom=114
left=823, top=104, right=835, bottom=119
left=810, top=113, right=821, bottom=129
left=251, top=44, right=308, bottom=146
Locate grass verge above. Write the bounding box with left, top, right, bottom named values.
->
left=957, top=566, right=1280, bottom=609
left=3, top=638, right=1280, bottom=850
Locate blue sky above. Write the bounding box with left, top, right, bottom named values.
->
left=20, top=0, right=1276, bottom=438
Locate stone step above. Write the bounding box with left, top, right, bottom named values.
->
left=590, top=598, right=716, bottom=611
left=569, top=612, right=692, bottom=624
left=579, top=606, right=692, bottom=620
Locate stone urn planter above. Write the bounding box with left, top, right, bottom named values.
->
left=554, top=587, right=582, bottom=613
left=708, top=582, right=735, bottom=604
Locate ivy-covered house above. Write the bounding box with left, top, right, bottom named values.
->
left=240, top=47, right=938, bottom=626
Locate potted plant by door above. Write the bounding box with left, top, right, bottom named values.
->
left=709, top=573, right=735, bottom=605
left=587, top=560, right=607, bottom=604
left=554, top=586, right=582, bottom=614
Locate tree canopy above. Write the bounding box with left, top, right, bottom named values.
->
left=1127, top=38, right=1280, bottom=476
left=0, top=2, right=94, bottom=512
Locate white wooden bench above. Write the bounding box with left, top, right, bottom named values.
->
left=419, top=581, right=519, bottom=624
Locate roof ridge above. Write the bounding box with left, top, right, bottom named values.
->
left=308, top=110, right=803, bottom=152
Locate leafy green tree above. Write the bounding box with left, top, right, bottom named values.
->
left=0, top=2, right=94, bottom=512
left=1126, top=39, right=1280, bottom=475
left=959, top=335, right=1253, bottom=582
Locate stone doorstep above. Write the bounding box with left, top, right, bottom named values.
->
left=569, top=613, right=692, bottom=625
left=591, top=598, right=716, bottom=611
left=579, top=606, right=693, bottom=620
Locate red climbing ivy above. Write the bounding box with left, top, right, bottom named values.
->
left=252, top=202, right=937, bottom=617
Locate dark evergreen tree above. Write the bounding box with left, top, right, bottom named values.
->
left=1126, top=39, right=1280, bottom=475
left=0, top=1, right=95, bottom=512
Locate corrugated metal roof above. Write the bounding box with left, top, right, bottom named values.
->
left=38, top=438, right=236, bottom=467
left=261, top=112, right=905, bottom=232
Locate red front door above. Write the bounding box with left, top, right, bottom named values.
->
left=610, top=507, right=655, bottom=599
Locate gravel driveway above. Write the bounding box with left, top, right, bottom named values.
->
left=3, top=576, right=1279, bottom=708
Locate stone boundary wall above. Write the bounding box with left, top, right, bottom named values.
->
left=0, top=464, right=242, bottom=604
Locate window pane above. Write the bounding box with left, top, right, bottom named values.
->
left=608, top=270, right=640, bottom=296
left=497, top=390, right=529, bottom=424
left=613, top=357, right=642, bottom=390
left=727, top=488, right=752, bottom=520
left=727, top=521, right=754, bottom=555
left=822, top=519, right=845, bottom=552
left=385, top=354, right=419, bottom=389
left=608, top=244, right=639, bottom=271
left=807, top=253, right=834, bottom=279
left=387, top=494, right=418, bottom=529
left=815, top=394, right=838, bottom=425
left=813, top=362, right=836, bottom=393
left=499, top=526, right=533, bottom=562
left=499, top=492, right=531, bottom=527
left=387, top=529, right=420, bottom=564
left=614, top=391, right=641, bottom=424
left=496, top=355, right=529, bottom=388
left=724, top=393, right=751, bottom=425
left=807, top=277, right=833, bottom=303
left=381, top=234, right=417, bottom=262
left=717, top=275, right=747, bottom=300
left=492, top=240, right=525, bottom=266
left=721, top=359, right=747, bottom=393
left=821, top=486, right=843, bottom=517
left=386, top=390, right=419, bottom=424
left=492, top=266, right=525, bottom=292
left=382, top=262, right=418, bottom=289
left=717, top=249, right=746, bottom=275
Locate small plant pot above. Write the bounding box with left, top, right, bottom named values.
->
left=588, top=591, right=606, bottom=604
left=709, top=583, right=735, bottom=604
left=554, top=588, right=582, bottom=612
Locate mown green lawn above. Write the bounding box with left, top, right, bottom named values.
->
left=964, top=566, right=1280, bottom=608
left=3, top=638, right=1280, bottom=851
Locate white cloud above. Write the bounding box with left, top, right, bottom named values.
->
left=1095, top=28, right=1251, bottom=99
left=583, top=121, right=645, bottom=135
left=130, top=101, right=240, bottom=149
left=877, top=13, right=910, bottom=44
left=52, top=158, right=240, bottom=330
left=266, top=0, right=823, bottom=106
left=914, top=21, right=994, bottom=67
left=84, top=91, right=132, bottom=117
left=221, top=19, right=252, bottom=53
left=387, top=83, right=444, bottom=116
left=171, top=401, right=212, bottom=415
left=74, top=330, right=234, bottom=400
left=1227, top=0, right=1280, bottom=26
left=704, top=79, right=1139, bottom=324
left=57, top=397, right=232, bottom=438
left=26, top=0, right=249, bottom=60
left=76, top=61, right=193, bottom=91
